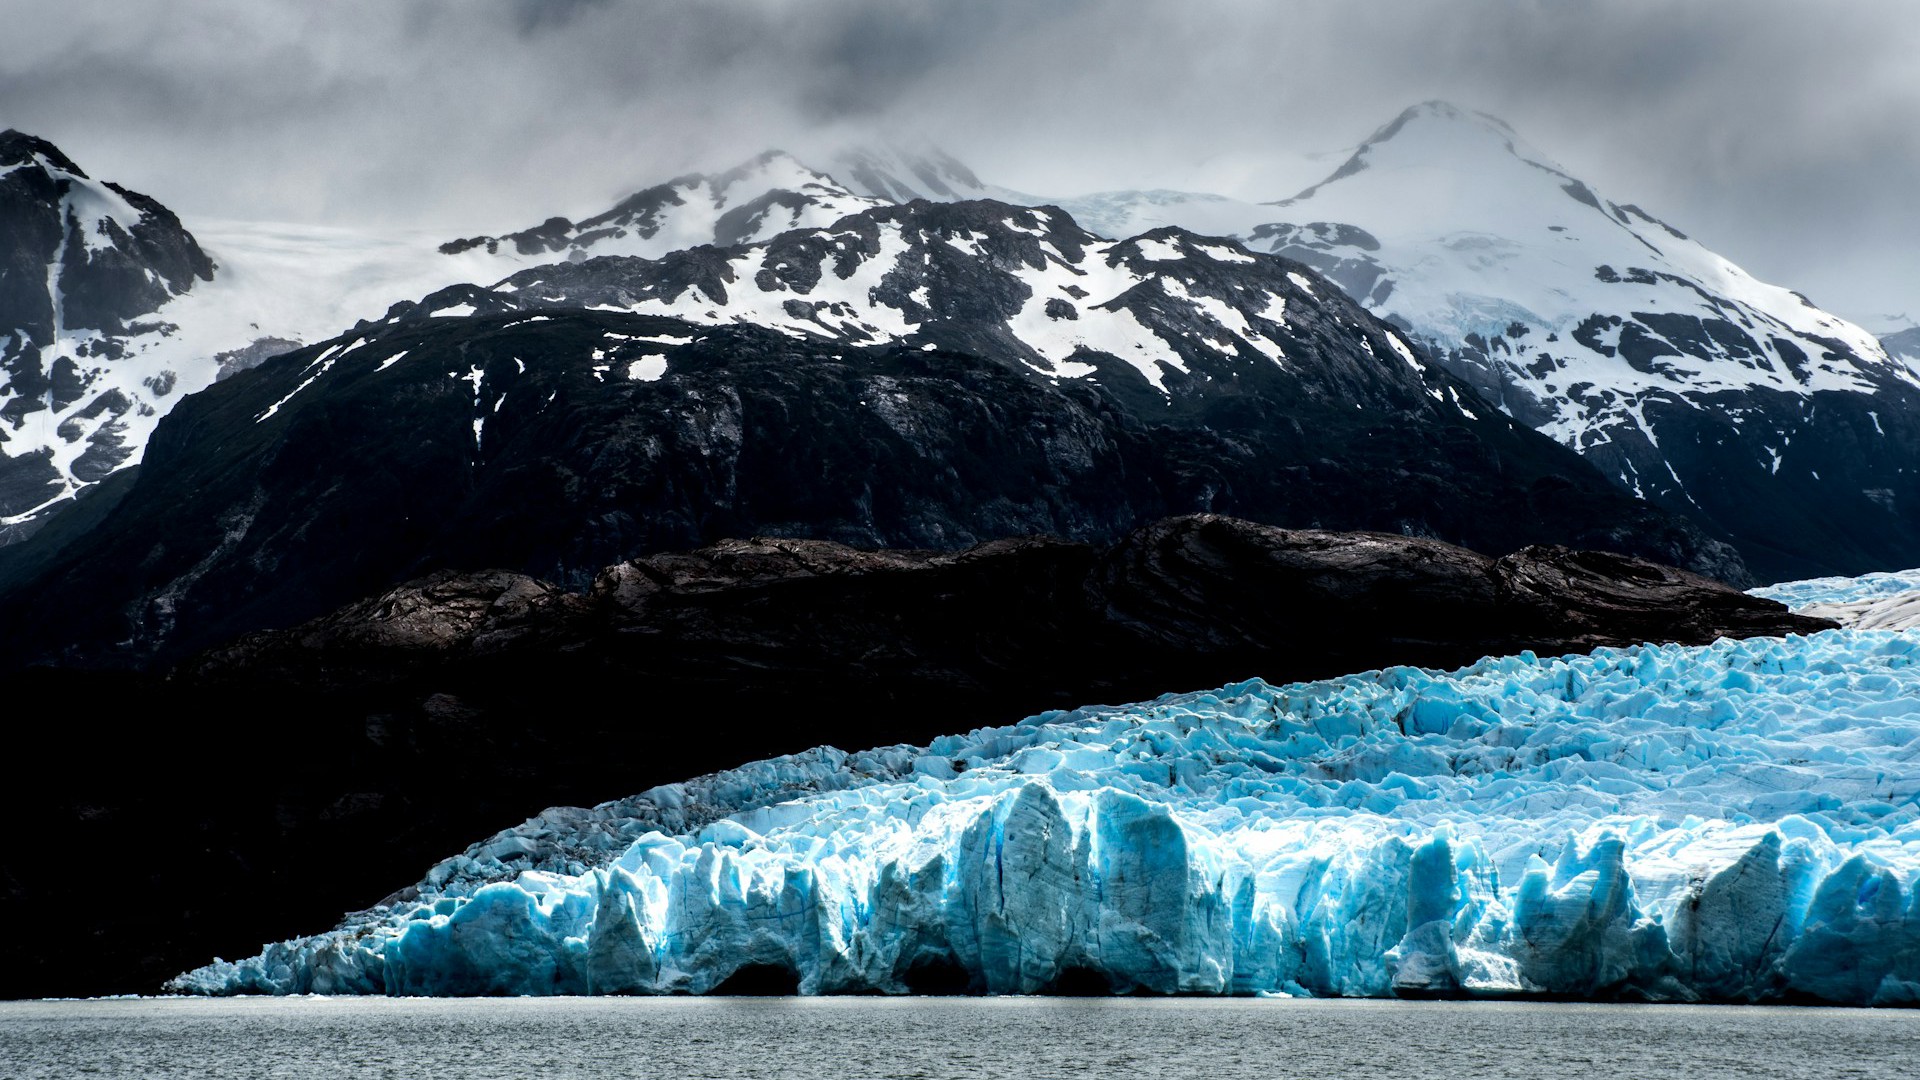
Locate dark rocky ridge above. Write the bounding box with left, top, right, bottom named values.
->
left=187, top=514, right=1829, bottom=708
left=0, top=515, right=1827, bottom=999
left=0, top=300, right=1742, bottom=669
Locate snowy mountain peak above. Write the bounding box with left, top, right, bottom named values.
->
left=707, top=149, right=855, bottom=205
left=1239, top=103, right=1920, bottom=579
left=1277, top=102, right=1555, bottom=206
left=0, top=131, right=218, bottom=531
left=827, top=144, right=993, bottom=203
left=1280, top=102, right=1633, bottom=244
left=1363, top=100, right=1523, bottom=149
left=439, top=150, right=886, bottom=264
left=0, top=129, right=89, bottom=177
left=1259, top=102, right=1897, bottom=390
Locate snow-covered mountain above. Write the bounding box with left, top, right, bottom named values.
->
left=7, top=119, right=1907, bottom=580
left=1238, top=104, right=1920, bottom=580
left=0, top=193, right=1738, bottom=667
left=414, top=198, right=1438, bottom=408
left=439, top=151, right=890, bottom=263
left=0, top=130, right=214, bottom=527
left=0, top=132, right=529, bottom=542
left=1249, top=103, right=1899, bottom=422
left=947, top=105, right=1917, bottom=580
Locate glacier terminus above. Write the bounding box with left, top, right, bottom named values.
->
left=174, top=572, right=1920, bottom=1006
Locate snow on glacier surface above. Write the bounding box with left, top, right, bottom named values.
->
left=1754, top=568, right=1920, bottom=609
left=1754, top=567, right=1920, bottom=632
left=174, top=624, right=1920, bottom=1004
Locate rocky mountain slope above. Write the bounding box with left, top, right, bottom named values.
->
left=0, top=515, right=1824, bottom=998
left=868, top=107, right=1918, bottom=581
left=0, top=133, right=545, bottom=543
left=0, top=193, right=1744, bottom=668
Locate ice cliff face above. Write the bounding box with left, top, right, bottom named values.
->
left=175, top=601, right=1920, bottom=1004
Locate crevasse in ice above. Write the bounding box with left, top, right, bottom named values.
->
left=171, top=623, right=1920, bottom=1004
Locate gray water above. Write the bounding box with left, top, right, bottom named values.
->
left=3, top=996, right=1916, bottom=1079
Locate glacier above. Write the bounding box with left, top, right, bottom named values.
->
left=1754, top=570, right=1920, bottom=632
left=173, top=595, right=1920, bottom=1003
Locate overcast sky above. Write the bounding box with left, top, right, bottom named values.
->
left=2, top=0, right=1914, bottom=326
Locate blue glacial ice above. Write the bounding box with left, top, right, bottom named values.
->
left=172, top=625, right=1920, bottom=1004
left=1751, top=567, right=1920, bottom=608
left=1753, top=568, right=1920, bottom=632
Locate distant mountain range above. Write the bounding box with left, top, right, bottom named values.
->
left=820, top=104, right=1920, bottom=582
left=2, top=102, right=1917, bottom=646
left=0, top=194, right=1727, bottom=665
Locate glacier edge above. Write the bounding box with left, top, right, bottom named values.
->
left=172, top=626, right=1920, bottom=1004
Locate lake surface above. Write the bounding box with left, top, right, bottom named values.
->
left=3, top=996, right=1916, bottom=1079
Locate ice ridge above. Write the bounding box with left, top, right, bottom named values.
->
left=173, top=628, right=1920, bottom=1004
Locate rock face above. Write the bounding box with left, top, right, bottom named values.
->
left=0, top=516, right=1821, bottom=998
left=0, top=244, right=1741, bottom=668
left=0, top=130, right=214, bottom=530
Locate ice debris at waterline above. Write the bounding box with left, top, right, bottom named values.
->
left=173, top=630, right=1920, bottom=1004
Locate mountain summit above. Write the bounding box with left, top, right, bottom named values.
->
left=1241, top=102, right=1920, bottom=580
left=0, top=130, right=214, bottom=529
left=439, top=150, right=888, bottom=263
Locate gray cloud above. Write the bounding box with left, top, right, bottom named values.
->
left=0, top=0, right=1913, bottom=322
